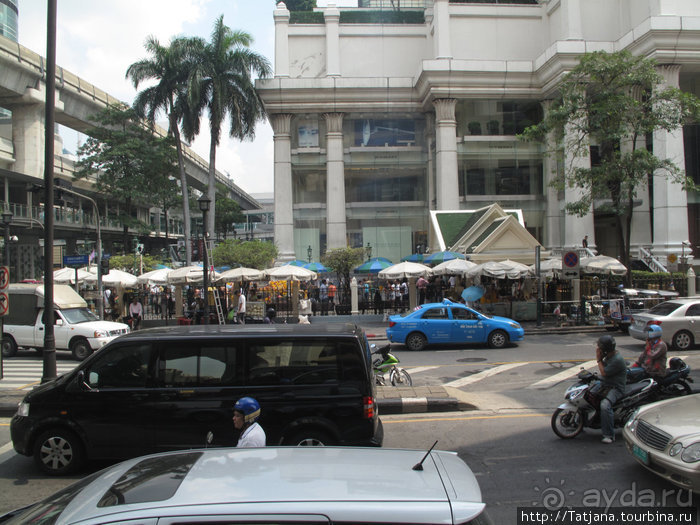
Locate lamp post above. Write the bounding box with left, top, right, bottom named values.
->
left=366, top=242, right=372, bottom=261
left=307, top=245, right=312, bottom=263
left=1, top=210, right=12, bottom=272
left=198, top=195, right=211, bottom=325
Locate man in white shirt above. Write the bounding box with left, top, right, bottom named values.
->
left=236, top=289, right=247, bottom=324
left=233, top=397, right=266, bottom=447
left=128, top=296, right=143, bottom=330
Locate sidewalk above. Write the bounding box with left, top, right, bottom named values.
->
left=0, top=315, right=611, bottom=418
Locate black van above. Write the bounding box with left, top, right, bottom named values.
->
left=11, top=324, right=383, bottom=475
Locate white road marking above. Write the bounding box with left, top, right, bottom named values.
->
left=527, top=360, right=598, bottom=390
left=444, top=362, right=527, bottom=388
left=405, top=366, right=440, bottom=374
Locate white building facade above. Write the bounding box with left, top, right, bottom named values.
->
left=258, top=0, right=700, bottom=266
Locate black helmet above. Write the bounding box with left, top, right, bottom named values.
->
left=669, top=357, right=684, bottom=371
left=598, top=335, right=616, bottom=356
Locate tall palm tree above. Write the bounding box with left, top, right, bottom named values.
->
left=126, top=36, right=201, bottom=266
left=185, top=15, right=271, bottom=239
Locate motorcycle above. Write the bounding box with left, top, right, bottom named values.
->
left=551, top=368, right=657, bottom=439
left=371, top=344, right=412, bottom=386
left=627, top=357, right=693, bottom=399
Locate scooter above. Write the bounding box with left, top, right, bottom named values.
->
left=627, top=357, right=693, bottom=399
left=371, top=344, right=412, bottom=386
left=551, top=368, right=657, bottom=439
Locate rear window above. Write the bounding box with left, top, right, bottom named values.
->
left=647, top=301, right=684, bottom=316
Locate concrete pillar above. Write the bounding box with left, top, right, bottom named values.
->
left=433, top=99, right=459, bottom=210
left=563, top=119, right=595, bottom=250
left=688, top=267, right=696, bottom=297
left=324, top=3, right=340, bottom=77
left=653, top=65, right=689, bottom=264
left=271, top=114, right=296, bottom=262
left=11, top=99, right=45, bottom=179
left=351, top=277, right=359, bottom=315
left=274, top=2, right=290, bottom=78
left=541, top=101, right=562, bottom=250
left=561, top=0, right=583, bottom=40
left=433, top=0, right=452, bottom=59
left=324, top=112, right=347, bottom=249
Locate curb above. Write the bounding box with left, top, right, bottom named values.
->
left=378, top=396, right=470, bottom=414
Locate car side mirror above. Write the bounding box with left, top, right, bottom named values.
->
left=55, top=319, right=63, bottom=327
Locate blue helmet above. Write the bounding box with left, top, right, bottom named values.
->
left=234, top=397, right=261, bottom=423
left=647, top=324, right=663, bottom=339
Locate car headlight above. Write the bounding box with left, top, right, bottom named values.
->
left=625, top=408, right=640, bottom=431
left=669, top=443, right=683, bottom=457
left=93, top=330, right=108, bottom=338
left=681, top=442, right=700, bottom=463
left=16, top=402, right=29, bottom=417
left=508, top=322, right=521, bottom=328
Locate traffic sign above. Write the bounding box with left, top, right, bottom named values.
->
left=562, top=251, right=579, bottom=270
left=562, top=269, right=580, bottom=280
left=0, top=266, right=8, bottom=290
left=63, top=254, right=89, bottom=267
left=0, top=291, right=8, bottom=316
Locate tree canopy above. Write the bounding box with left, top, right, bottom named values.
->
left=277, top=0, right=316, bottom=11
left=212, top=239, right=278, bottom=269
left=215, top=197, right=245, bottom=239
left=322, top=247, right=366, bottom=300
left=521, top=50, right=700, bottom=280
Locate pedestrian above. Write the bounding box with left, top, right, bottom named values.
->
left=328, top=281, right=337, bottom=312
left=417, top=276, right=427, bottom=305
left=235, top=288, right=247, bottom=324
left=128, top=296, right=143, bottom=330
left=582, top=235, right=589, bottom=248
left=319, top=279, right=329, bottom=315
left=594, top=335, right=626, bottom=444
left=233, top=397, right=266, bottom=448
left=374, top=288, right=383, bottom=314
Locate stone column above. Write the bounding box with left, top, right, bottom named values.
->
left=324, top=112, right=347, bottom=249
left=11, top=93, right=46, bottom=179
left=541, top=101, right=562, bottom=250
left=273, top=2, right=290, bottom=78
left=626, top=86, right=652, bottom=254
left=433, top=0, right=452, bottom=59
left=563, top=119, right=595, bottom=250
left=653, top=65, right=689, bottom=264
left=433, top=99, right=459, bottom=210
left=324, top=3, right=340, bottom=77
left=561, top=0, right=583, bottom=40
left=271, top=114, right=296, bottom=262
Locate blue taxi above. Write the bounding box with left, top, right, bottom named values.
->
left=386, top=299, right=524, bottom=350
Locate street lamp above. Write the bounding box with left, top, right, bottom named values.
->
left=307, top=245, right=312, bottom=263
left=198, top=195, right=211, bottom=325
left=366, top=242, right=372, bottom=261
left=1, top=210, right=12, bottom=271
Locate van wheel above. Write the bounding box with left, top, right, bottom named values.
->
left=1, top=336, right=17, bottom=358
left=71, top=339, right=92, bottom=361
left=285, top=429, right=334, bottom=447
left=33, top=428, right=85, bottom=475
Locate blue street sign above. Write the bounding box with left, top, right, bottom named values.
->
left=63, top=254, right=89, bottom=267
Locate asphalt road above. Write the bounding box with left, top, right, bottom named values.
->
left=0, top=331, right=697, bottom=522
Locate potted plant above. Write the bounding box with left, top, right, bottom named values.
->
left=487, top=120, right=500, bottom=135
left=468, top=121, right=481, bottom=135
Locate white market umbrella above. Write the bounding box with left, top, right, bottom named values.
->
left=378, top=261, right=432, bottom=280
left=85, top=268, right=138, bottom=287
left=530, top=258, right=562, bottom=277
left=137, top=268, right=171, bottom=286
left=264, top=265, right=317, bottom=281
left=431, top=258, right=477, bottom=276
left=580, top=255, right=627, bottom=276
left=167, top=265, right=221, bottom=285
left=53, top=267, right=92, bottom=285
left=216, top=267, right=264, bottom=283
left=467, top=260, right=531, bottom=279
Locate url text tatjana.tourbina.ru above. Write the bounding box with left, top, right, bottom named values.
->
left=517, top=507, right=697, bottom=525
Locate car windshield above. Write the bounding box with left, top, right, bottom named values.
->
left=2, top=470, right=104, bottom=525
left=61, top=307, right=100, bottom=324
left=647, top=302, right=683, bottom=316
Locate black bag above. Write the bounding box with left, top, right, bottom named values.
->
left=585, top=381, right=612, bottom=409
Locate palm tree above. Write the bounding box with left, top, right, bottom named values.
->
left=184, top=15, right=271, bottom=238
left=126, top=36, right=201, bottom=266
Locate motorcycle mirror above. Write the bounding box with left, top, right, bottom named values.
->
left=206, top=431, right=214, bottom=447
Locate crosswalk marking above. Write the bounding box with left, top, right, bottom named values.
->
left=0, top=359, right=77, bottom=390
left=444, top=362, right=527, bottom=388
left=527, top=360, right=598, bottom=389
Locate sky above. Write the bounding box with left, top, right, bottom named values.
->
left=18, top=0, right=356, bottom=198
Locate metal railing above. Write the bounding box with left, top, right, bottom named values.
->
left=638, top=246, right=669, bottom=273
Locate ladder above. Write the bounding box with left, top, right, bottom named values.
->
left=203, top=240, right=226, bottom=325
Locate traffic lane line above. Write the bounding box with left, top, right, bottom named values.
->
left=444, top=362, right=528, bottom=388
left=527, top=359, right=598, bottom=389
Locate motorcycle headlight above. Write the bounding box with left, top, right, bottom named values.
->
left=669, top=443, right=683, bottom=457
left=16, top=402, right=29, bottom=417
left=681, top=442, right=700, bottom=463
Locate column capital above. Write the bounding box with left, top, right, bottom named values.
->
left=433, top=98, right=457, bottom=122
left=656, top=64, right=682, bottom=88
left=274, top=2, right=290, bottom=22
left=323, top=112, right=344, bottom=133
left=269, top=113, right=293, bottom=136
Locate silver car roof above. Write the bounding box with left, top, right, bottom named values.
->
left=55, top=447, right=485, bottom=524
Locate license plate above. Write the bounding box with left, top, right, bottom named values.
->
left=632, top=444, right=650, bottom=465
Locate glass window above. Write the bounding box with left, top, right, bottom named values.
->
left=353, top=118, right=417, bottom=147
left=685, top=304, right=700, bottom=316
left=247, top=340, right=339, bottom=385
left=159, top=344, right=241, bottom=387
left=421, top=307, right=449, bottom=320
left=452, top=307, right=476, bottom=320
left=87, top=344, right=151, bottom=389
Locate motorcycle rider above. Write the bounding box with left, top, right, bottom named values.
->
left=632, top=325, right=667, bottom=378
left=233, top=397, right=266, bottom=448
left=595, top=335, right=627, bottom=444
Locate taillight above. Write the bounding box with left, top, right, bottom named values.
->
left=647, top=320, right=662, bottom=326
left=363, top=396, right=375, bottom=418
left=389, top=321, right=396, bottom=328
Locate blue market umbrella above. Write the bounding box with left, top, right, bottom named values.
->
left=401, top=253, right=424, bottom=263
left=354, top=258, right=393, bottom=274
left=462, top=286, right=485, bottom=302
left=304, top=261, right=330, bottom=273
left=423, top=251, right=466, bottom=265
left=285, top=259, right=309, bottom=267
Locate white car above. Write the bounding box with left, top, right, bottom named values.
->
left=0, top=447, right=492, bottom=525
left=623, top=394, right=700, bottom=494
left=628, top=298, right=700, bottom=350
